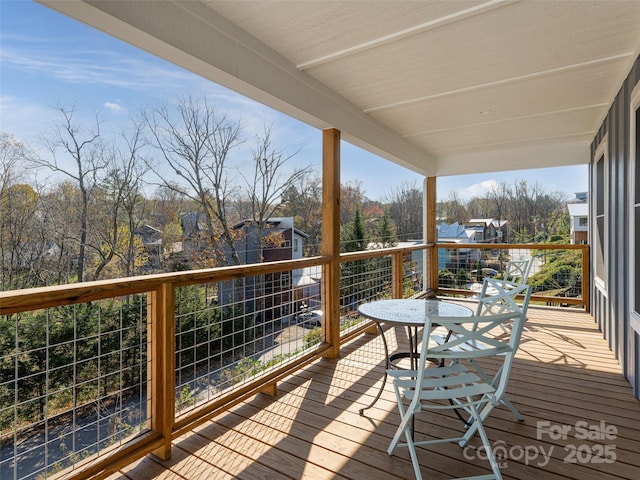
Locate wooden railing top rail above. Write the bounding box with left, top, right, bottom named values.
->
left=436, top=243, right=588, bottom=251
left=340, top=242, right=433, bottom=262
left=0, top=255, right=330, bottom=315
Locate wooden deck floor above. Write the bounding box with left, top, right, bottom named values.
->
left=111, top=305, right=640, bottom=480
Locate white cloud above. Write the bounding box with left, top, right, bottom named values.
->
left=458, top=179, right=499, bottom=200
left=0, top=45, right=200, bottom=93
left=104, top=101, right=125, bottom=113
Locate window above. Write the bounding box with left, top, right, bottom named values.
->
left=579, top=217, right=588, bottom=227
left=281, top=272, right=291, bottom=288
left=293, top=238, right=299, bottom=252
left=282, top=240, right=291, bottom=248
left=630, top=82, right=640, bottom=332
left=593, top=136, right=607, bottom=291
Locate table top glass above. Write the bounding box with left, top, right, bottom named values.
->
left=358, top=299, right=473, bottom=326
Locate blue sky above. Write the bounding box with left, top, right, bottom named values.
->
left=0, top=1, right=587, bottom=201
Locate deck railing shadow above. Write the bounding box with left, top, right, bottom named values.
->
left=118, top=306, right=640, bottom=479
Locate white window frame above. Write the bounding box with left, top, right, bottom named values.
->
left=630, top=82, right=640, bottom=334
left=593, top=135, right=608, bottom=294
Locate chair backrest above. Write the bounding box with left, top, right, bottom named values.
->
left=420, top=283, right=531, bottom=399
left=475, top=277, right=531, bottom=317
left=425, top=312, right=521, bottom=360
left=504, top=257, right=533, bottom=284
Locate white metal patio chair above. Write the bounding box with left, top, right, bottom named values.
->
left=387, top=308, right=527, bottom=480
left=433, top=278, right=532, bottom=421
left=503, top=257, right=533, bottom=284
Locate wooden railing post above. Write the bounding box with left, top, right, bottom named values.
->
left=321, top=128, right=341, bottom=359
left=424, top=177, right=438, bottom=296
left=582, top=244, right=590, bottom=312
left=149, top=282, right=175, bottom=460
left=392, top=251, right=403, bottom=299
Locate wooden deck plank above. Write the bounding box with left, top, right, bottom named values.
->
left=111, top=307, right=640, bottom=480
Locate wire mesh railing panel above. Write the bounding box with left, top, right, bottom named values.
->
left=340, top=256, right=393, bottom=330
left=437, top=245, right=583, bottom=303
left=0, top=296, right=149, bottom=480
left=527, top=247, right=583, bottom=300
left=174, top=265, right=324, bottom=415
left=401, top=250, right=424, bottom=299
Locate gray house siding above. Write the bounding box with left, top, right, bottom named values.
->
left=590, top=54, right=640, bottom=398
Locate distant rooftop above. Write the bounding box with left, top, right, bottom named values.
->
left=567, top=203, right=589, bottom=217
left=568, top=191, right=588, bottom=203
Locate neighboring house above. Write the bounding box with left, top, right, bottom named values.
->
left=437, top=222, right=478, bottom=270
left=293, top=266, right=322, bottom=311
left=567, top=202, right=589, bottom=244
left=396, top=240, right=425, bottom=291
left=219, top=217, right=309, bottom=323
left=229, top=217, right=307, bottom=264
left=464, top=218, right=507, bottom=243
left=134, top=224, right=164, bottom=267
left=465, top=219, right=496, bottom=242
left=180, top=211, right=207, bottom=254
left=492, top=220, right=509, bottom=243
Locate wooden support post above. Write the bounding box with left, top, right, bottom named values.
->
left=149, top=283, right=175, bottom=460
left=424, top=176, right=438, bottom=295
left=392, top=251, right=403, bottom=299
left=261, top=382, right=278, bottom=397
left=364, top=322, right=379, bottom=335
left=582, top=244, right=590, bottom=312
left=321, top=128, right=341, bottom=359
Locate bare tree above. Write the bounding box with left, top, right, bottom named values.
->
left=487, top=181, right=511, bottom=240
left=279, top=172, right=322, bottom=255
left=35, top=107, right=107, bottom=282
left=384, top=181, right=423, bottom=241
left=145, top=97, right=243, bottom=265
left=150, top=183, right=189, bottom=260
left=0, top=133, right=25, bottom=199
left=238, top=128, right=309, bottom=250
left=0, top=182, right=40, bottom=290
left=37, top=181, right=80, bottom=285
left=90, top=123, right=149, bottom=279
left=0, top=134, right=27, bottom=287
left=437, top=190, right=468, bottom=224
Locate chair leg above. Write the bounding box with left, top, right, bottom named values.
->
left=465, top=405, right=503, bottom=480
left=500, top=396, right=524, bottom=421
left=468, top=359, right=524, bottom=421
left=388, top=397, right=415, bottom=454
left=405, top=427, right=423, bottom=480
left=388, top=413, right=410, bottom=454
left=388, top=397, right=423, bottom=479
left=460, top=396, right=500, bottom=448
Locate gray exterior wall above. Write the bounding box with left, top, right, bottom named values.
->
left=590, top=54, right=640, bottom=398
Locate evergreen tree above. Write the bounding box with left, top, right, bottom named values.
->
left=341, top=204, right=367, bottom=253
left=376, top=207, right=397, bottom=247
left=340, top=204, right=372, bottom=310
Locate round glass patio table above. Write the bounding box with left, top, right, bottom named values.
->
left=357, top=298, right=473, bottom=415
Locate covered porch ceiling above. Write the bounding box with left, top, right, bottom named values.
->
left=41, top=0, right=640, bottom=177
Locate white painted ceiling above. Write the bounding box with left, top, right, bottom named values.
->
left=42, top=0, right=640, bottom=177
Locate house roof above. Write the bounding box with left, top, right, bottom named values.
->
left=437, top=222, right=474, bottom=241
left=468, top=218, right=507, bottom=228
left=468, top=218, right=495, bottom=226
left=567, top=202, right=589, bottom=217
left=232, top=218, right=310, bottom=238
left=44, top=1, right=640, bottom=177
